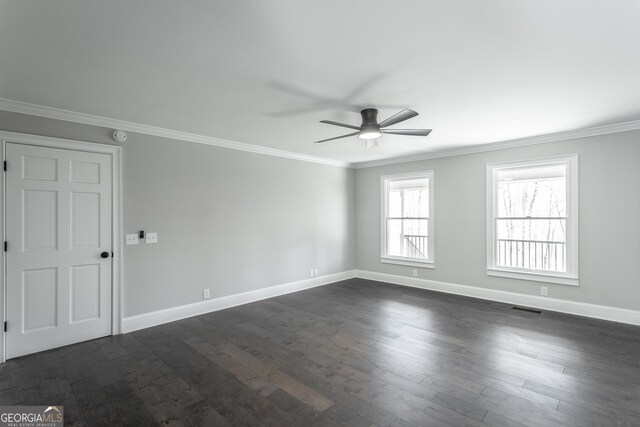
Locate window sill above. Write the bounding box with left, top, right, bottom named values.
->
left=487, top=268, right=578, bottom=286
left=381, top=257, right=434, bottom=269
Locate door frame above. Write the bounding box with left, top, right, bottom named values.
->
left=0, top=131, right=123, bottom=362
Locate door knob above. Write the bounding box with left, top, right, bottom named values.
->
left=100, top=251, right=110, bottom=258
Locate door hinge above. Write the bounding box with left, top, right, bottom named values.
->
left=3, top=322, right=6, bottom=332
left=3, top=161, right=6, bottom=172
left=3, top=241, right=6, bottom=252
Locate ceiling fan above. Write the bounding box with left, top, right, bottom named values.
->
left=314, top=108, right=432, bottom=145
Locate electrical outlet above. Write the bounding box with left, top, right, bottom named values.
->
left=314, top=269, right=318, bottom=277
left=540, top=286, right=548, bottom=296
left=310, top=269, right=314, bottom=278
left=125, top=234, right=139, bottom=245
left=146, top=232, right=158, bottom=244
left=412, top=269, right=418, bottom=277
left=203, top=289, right=210, bottom=299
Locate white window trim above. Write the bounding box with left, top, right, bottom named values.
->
left=381, top=170, right=435, bottom=268
left=486, top=154, right=579, bottom=286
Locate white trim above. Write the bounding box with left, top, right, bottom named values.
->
left=0, top=131, right=123, bottom=362
left=381, top=257, right=434, bottom=269
left=3, top=98, right=640, bottom=171
left=355, top=270, right=640, bottom=326
left=1, top=141, right=4, bottom=363
left=381, top=170, right=434, bottom=265
left=122, top=270, right=355, bottom=333
left=486, top=154, right=579, bottom=286
left=0, top=98, right=351, bottom=169
left=354, top=120, right=640, bottom=169
left=112, top=144, right=124, bottom=336
left=487, top=268, right=577, bottom=286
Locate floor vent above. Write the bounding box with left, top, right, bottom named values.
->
left=512, top=306, right=543, bottom=314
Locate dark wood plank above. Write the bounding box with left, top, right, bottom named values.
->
left=1, top=278, right=639, bottom=426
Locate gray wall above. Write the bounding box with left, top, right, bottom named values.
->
left=355, top=130, right=640, bottom=311
left=0, top=111, right=356, bottom=317
left=2, top=109, right=638, bottom=317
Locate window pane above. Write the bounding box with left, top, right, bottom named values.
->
left=495, top=238, right=567, bottom=272
left=489, top=156, right=576, bottom=277
left=497, top=163, right=566, bottom=218
left=388, top=190, right=402, bottom=217
left=386, top=219, right=428, bottom=259
left=404, top=187, right=428, bottom=218
left=384, top=174, right=431, bottom=262
left=496, top=219, right=566, bottom=242
left=389, top=177, right=428, bottom=191
left=496, top=216, right=567, bottom=272
left=387, top=178, right=429, bottom=218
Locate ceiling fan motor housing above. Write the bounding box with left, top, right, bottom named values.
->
left=360, top=108, right=379, bottom=126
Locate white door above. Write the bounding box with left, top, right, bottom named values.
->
left=5, top=143, right=112, bottom=359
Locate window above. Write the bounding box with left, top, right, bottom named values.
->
left=487, top=155, right=578, bottom=285
left=381, top=171, right=434, bottom=268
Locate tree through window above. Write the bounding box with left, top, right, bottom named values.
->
left=487, top=155, right=578, bottom=285
left=381, top=171, right=434, bottom=267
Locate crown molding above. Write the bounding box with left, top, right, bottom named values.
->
left=2, top=97, right=639, bottom=170
left=0, top=98, right=352, bottom=168
left=353, top=119, right=640, bottom=169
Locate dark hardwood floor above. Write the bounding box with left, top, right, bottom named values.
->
left=1, top=278, right=639, bottom=426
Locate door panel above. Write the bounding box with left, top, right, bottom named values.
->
left=70, top=161, right=100, bottom=184
left=71, top=192, right=100, bottom=248
left=70, top=264, right=101, bottom=323
left=23, top=190, right=58, bottom=251
left=6, top=143, right=112, bottom=359
left=23, top=156, right=58, bottom=181
left=22, top=267, right=58, bottom=332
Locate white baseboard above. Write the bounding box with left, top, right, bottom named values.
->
left=122, top=270, right=355, bottom=333
left=122, top=268, right=639, bottom=334
left=355, top=270, right=640, bottom=326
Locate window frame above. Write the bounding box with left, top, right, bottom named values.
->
left=380, top=170, right=435, bottom=269
left=486, top=154, right=579, bottom=286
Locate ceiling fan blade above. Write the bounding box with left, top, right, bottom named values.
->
left=381, top=129, right=432, bottom=136
left=319, top=120, right=361, bottom=130
left=314, top=131, right=359, bottom=143
left=378, top=109, right=419, bottom=128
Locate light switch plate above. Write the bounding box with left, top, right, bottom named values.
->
left=146, top=232, right=158, bottom=244
left=126, top=234, right=139, bottom=245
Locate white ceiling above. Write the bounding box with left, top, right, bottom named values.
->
left=1, top=1, right=639, bottom=164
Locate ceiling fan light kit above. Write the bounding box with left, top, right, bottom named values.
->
left=359, top=127, right=382, bottom=140
left=315, top=108, right=432, bottom=145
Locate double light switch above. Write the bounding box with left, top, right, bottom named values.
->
left=125, top=232, right=158, bottom=245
